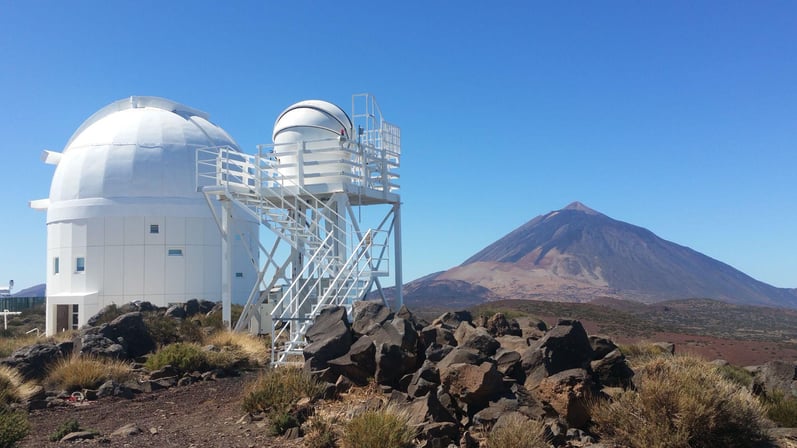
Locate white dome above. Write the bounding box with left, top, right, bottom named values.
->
left=273, top=100, right=353, bottom=140
left=50, top=96, right=239, bottom=202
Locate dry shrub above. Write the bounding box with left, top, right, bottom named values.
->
left=303, top=415, right=339, bottom=448
left=0, top=335, right=40, bottom=358
left=242, top=367, right=322, bottom=414
left=616, top=341, right=672, bottom=365
left=206, top=330, right=268, bottom=366
left=45, top=355, right=133, bottom=392
left=486, top=413, right=549, bottom=448
left=0, top=366, right=37, bottom=404
left=340, top=405, right=415, bottom=448
left=591, top=355, right=769, bottom=448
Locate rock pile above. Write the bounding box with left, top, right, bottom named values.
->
left=0, top=298, right=232, bottom=409
left=303, top=302, right=634, bottom=447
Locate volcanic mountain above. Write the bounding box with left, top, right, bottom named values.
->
left=404, top=202, right=797, bottom=308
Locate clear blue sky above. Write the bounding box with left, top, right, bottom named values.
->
left=1, top=1, right=795, bottom=292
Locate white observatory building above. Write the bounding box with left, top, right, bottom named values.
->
left=31, top=97, right=258, bottom=335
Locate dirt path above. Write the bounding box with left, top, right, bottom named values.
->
left=19, top=371, right=299, bottom=448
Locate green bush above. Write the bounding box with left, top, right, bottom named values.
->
left=592, top=355, right=768, bottom=448
left=718, top=364, right=754, bottom=388
left=486, top=413, right=549, bottom=448
left=0, top=406, right=29, bottom=447
left=762, top=390, right=797, bottom=427
left=143, top=313, right=181, bottom=345
left=242, top=367, right=322, bottom=415
left=145, top=343, right=207, bottom=375
left=49, top=419, right=80, bottom=442
left=341, top=406, right=415, bottom=448
left=268, top=411, right=299, bottom=436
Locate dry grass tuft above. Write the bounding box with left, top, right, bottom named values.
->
left=0, top=335, right=41, bottom=358
left=616, top=341, right=672, bottom=365
left=0, top=366, right=37, bottom=404
left=591, top=355, right=769, bottom=448
left=340, top=404, right=416, bottom=448
left=205, top=331, right=269, bottom=366
left=485, top=413, right=549, bottom=448
left=45, top=355, right=133, bottom=392
left=241, top=367, right=323, bottom=415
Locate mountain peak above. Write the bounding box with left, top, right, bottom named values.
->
left=563, top=201, right=599, bottom=215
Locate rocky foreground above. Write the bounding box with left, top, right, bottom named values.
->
left=2, top=299, right=797, bottom=447
left=302, top=301, right=797, bottom=447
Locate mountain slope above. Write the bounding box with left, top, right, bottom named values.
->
left=407, top=202, right=797, bottom=308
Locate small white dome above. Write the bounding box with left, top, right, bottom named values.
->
left=273, top=100, right=353, bottom=140
left=50, top=96, right=239, bottom=202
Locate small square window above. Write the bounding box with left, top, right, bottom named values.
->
left=76, top=257, right=85, bottom=272
left=168, top=249, right=183, bottom=256
left=235, top=272, right=243, bottom=278
left=150, top=224, right=159, bottom=234
left=53, top=257, right=60, bottom=275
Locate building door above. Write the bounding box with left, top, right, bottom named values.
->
left=56, top=304, right=69, bottom=332
left=56, top=304, right=79, bottom=332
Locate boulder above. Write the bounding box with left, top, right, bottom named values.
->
left=437, top=347, right=486, bottom=377
left=98, top=312, right=156, bottom=358
left=752, top=360, right=797, bottom=398
left=536, top=320, right=593, bottom=376
left=588, top=336, right=618, bottom=360
left=408, top=361, right=441, bottom=397
left=493, top=349, right=524, bottom=382
left=184, top=299, right=200, bottom=316
left=327, top=353, right=371, bottom=386
left=1, top=342, right=69, bottom=380
left=374, top=343, right=404, bottom=387
left=348, top=335, right=376, bottom=376
left=441, top=362, right=504, bottom=411
left=111, top=423, right=142, bottom=438
left=421, top=325, right=457, bottom=349
left=454, top=323, right=499, bottom=357
left=351, top=300, right=393, bottom=335
left=590, top=349, right=634, bottom=388
left=164, top=305, right=186, bottom=319
left=535, top=368, right=594, bottom=429
left=426, top=344, right=455, bottom=363
left=432, top=311, right=473, bottom=330
left=75, top=333, right=125, bottom=359
left=485, top=313, right=522, bottom=337
left=495, top=335, right=528, bottom=353
left=403, top=391, right=456, bottom=426
left=303, top=306, right=353, bottom=371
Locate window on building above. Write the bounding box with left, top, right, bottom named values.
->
left=235, top=272, right=243, bottom=278
left=71, top=304, right=79, bottom=330
left=168, top=249, right=183, bottom=256
left=76, top=257, right=85, bottom=272
left=53, top=257, right=60, bottom=274
left=150, top=224, right=159, bottom=234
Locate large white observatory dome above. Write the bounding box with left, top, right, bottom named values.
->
left=50, top=96, right=238, bottom=204
left=37, top=96, right=258, bottom=335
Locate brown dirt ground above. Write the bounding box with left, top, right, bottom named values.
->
left=18, top=371, right=302, bottom=448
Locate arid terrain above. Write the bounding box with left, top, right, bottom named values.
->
left=19, top=371, right=300, bottom=448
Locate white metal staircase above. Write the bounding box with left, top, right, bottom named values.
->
left=197, top=143, right=391, bottom=364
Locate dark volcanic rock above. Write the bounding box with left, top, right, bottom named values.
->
left=303, top=306, right=353, bottom=371
left=1, top=342, right=69, bottom=380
